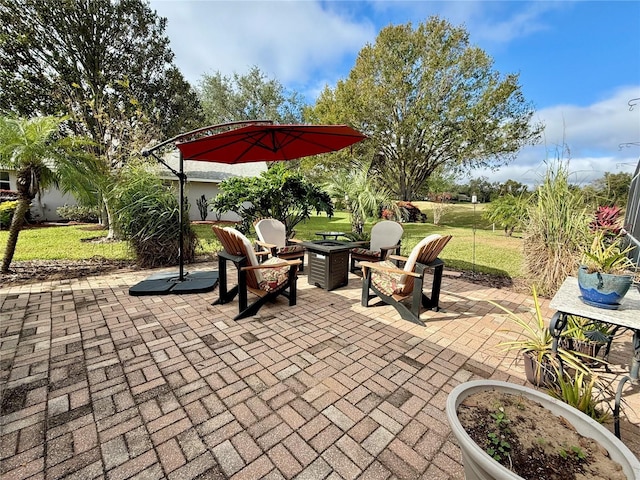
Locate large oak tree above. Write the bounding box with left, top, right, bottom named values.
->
left=308, top=17, right=542, bottom=201
left=199, top=66, right=305, bottom=126
left=0, top=0, right=204, bottom=235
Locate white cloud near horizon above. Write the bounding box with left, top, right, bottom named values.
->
left=473, top=86, right=640, bottom=187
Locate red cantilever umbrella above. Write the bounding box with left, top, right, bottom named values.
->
left=131, top=121, right=367, bottom=295
left=175, top=123, right=367, bottom=163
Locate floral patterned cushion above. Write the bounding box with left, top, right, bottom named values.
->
left=351, top=247, right=380, bottom=258
left=279, top=244, right=305, bottom=254
left=258, top=257, right=291, bottom=292
left=370, top=260, right=404, bottom=295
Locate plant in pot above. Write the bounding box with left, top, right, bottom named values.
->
left=446, top=379, right=640, bottom=480
left=578, top=206, right=638, bottom=309
left=546, top=369, right=612, bottom=424
left=560, top=315, right=616, bottom=366
left=495, top=287, right=592, bottom=387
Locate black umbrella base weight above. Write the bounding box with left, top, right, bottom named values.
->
left=129, top=270, right=219, bottom=296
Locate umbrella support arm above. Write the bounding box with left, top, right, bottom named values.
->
left=141, top=120, right=274, bottom=157
left=147, top=151, right=183, bottom=180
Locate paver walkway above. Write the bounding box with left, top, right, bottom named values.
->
left=1, top=263, right=639, bottom=479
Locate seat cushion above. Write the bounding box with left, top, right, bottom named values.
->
left=400, top=234, right=442, bottom=284
left=370, top=260, right=404, bottom=295
left=369, top=220, right=403, bottom=253
left=351, top=247, right=380, bottom=259
left=279, top=244, right=305, bottom=254
left=258, top=257, right=291, bottom=292
left=224, top=227, right=263, bottom=284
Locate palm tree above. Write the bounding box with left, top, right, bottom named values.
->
left=326, top=162, right=398, bottom=236
left=0, top=115, right=93, bottom=272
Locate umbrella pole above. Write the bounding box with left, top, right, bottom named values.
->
left=178, top=152, right=185, bottom=281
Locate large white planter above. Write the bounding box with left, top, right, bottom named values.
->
left=446, top=380, right=640, bottom=480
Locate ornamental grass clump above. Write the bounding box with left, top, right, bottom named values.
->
left=111, top=160, right=196, bottom=268
left=523, top=158, right=590, bottom=297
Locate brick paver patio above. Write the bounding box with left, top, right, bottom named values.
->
left=1, top=263, right=639, bottom=479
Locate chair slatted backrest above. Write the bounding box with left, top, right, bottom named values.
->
left=399, top=234, right=452, bottom=294
left=212, top=225, right=261, bottom=289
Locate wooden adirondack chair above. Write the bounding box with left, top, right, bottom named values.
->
left=360, top=234, right=452, bottom=325
left=254, top=218, right=306, bottom=271
left=212, top=225, right=301, bottom=320
left=350, top=220, right=404, bottom=274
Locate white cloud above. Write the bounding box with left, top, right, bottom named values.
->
left=151, top=1, right=374, bottom=89
left=472, top=86, right=640, bottom=187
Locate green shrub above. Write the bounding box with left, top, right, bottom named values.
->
left=111, top=160, right=196, bottom=268
left=0, top=200, right=18, bottom=229
left=56, top=204, right=100, bottom=223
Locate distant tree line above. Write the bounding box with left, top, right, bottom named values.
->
left=424, top=172, right=632, bottom=207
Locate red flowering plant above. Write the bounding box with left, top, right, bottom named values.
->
left=589, top=205, right=622, bottom=235
left=381, top=208, right=395, bottom=220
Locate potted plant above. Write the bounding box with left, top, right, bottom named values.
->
left=446, top=380, right=640, bottom=480
left=578, top=206, right=637, bottom=308
left=495, top=287, right=591, bottom=386
left=560, top=315, right=615, bottom=366
left=546, top=369, right=612, bottom=424
left=578, top=229, right=636, bottom=308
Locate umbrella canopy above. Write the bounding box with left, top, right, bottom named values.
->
left=175, top=123, right=367, bottom=163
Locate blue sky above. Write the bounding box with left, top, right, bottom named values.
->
left=149, top=0, right=640, bottom=187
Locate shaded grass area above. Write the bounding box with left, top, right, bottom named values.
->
left=1, top=203, right=523, bottom=278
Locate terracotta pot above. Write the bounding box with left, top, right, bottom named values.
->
left=446, top=380, right=640, bottom=480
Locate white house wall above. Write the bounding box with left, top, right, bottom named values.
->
left=33, top=188, right=78, bottom=221
left=166, top=180, right=242, bottom=223
left=3, top=154, right=267, bottom=223
left=2, top=170, right=75, bottom=222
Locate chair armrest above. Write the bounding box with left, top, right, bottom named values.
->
left=350, top=241, right=370, bottom=247
left=218, top=251, right=247, bottom=265
left=359, top=261, right=421, bottom=278
left=255, top=240, right=277, bottom=257
left=287, top=238, right=303, bottom=245
left=256, top=240, right=277, bottom=250
left=241, top=259, right=302, bottom=271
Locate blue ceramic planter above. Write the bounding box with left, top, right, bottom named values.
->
left=577, top=265, right=634, bottom=309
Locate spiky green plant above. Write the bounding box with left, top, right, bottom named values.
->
left=111, top=160, right=196, bottom=268
left=547, top=370, right=612, bottom=423
left=496, top=286, right=593, bottom=384
left=581, top=229, right=635, bottom=275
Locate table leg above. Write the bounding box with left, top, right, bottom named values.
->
left=549, top=311, right=568, bottom=376
left=630, top=329, right=640, bottom=383
left=612, top=329, right=639, bottom=439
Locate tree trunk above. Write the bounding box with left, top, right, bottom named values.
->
left=1, top=199, right=30, bottom=273
left=103, top=197, right=118, bottom=240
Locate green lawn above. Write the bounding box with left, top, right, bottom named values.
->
left=1, top=202, right=523, bottom=278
